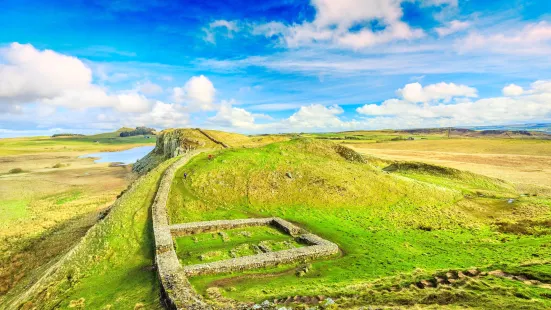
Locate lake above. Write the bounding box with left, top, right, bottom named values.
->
left=79, top=145, right=154, bottom=164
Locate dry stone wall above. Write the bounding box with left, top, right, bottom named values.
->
left=197, top=128, right=229, bottom=148
left=170, top=218, right=273, bottom=236
left=152, top=151, right=212, bottom=310
left=172, top=218, right=339, bottom=277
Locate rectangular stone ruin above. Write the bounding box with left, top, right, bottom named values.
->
left=168, top=217, right=339, bottom=277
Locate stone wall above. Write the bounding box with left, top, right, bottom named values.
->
left=151, top=151, right=213, bottom=310
left=171, top=217, right=339, bottom=277
left=196, top=128, right=229, bottom=148
left=184, top=242, right=338, bottom=277
left=170, top=218, right=273, bottom=236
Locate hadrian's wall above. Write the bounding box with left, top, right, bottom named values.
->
left=196, top=128, right=229, bottom=148
left=151, top=151, right=212, bottom=310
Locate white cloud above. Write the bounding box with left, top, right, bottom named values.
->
left=129, top=101, right=189, bottom=128
left=210, top=20, right=239, bottom=32
left=421, top=0, right=458, bottom=7
left=40, top=86, right=116, bottom=109
left=435, top=20, right=470, bottom=37
left=0, top=43, right=92, bottom=102
left=209, top=100, right=260, bottom=129
left=458, top=21, right=551, bottom=55
left=251, top=0, right=457, bottom=49
left=336, top=21, right=424, bottom=49
left=116, top=92, right=154, bottom=113
left=502, top=84, right=524, bottom=97
left=357, top=79, right=551, bottom=128
left=531, top=80, right=551, bottom=94
left=204, top=20, right=239, bottom=44
left=172, top=75, right=216, bottom=111
left=282, top=104, right=356, bottom=130
left=207, top=103, right=358, bottom=132
left=397, top=82, right=477, bottom=103
left=0, top=43, right=193, bottom=133
left=136, top=80, right=163, bottom=95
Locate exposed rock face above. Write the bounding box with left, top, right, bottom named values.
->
left=133, top=129, right=219, bottom=174
left=333, top=144, right=367, bottom=163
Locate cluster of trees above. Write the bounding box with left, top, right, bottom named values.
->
left=51, top=133, right=84, bottom=137
left=119, top=127, right=156, bottom=137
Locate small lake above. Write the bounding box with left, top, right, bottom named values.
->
left=79, top=145, right=154, bottom=164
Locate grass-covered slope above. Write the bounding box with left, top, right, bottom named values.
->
left=4, top=158, right=181, bottom=309
left=167, top=139, right=551, bottom=308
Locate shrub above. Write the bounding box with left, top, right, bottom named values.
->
left=52, top=163, right=66, bottom=168
left=9, top=168, right=23, bottom=174
left=51, top=133, right=84, bottom=137
left=119, top=127, right=156, bottom=137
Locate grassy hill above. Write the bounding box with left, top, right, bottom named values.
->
left=3, top=157, right=180, bottom=309
left=7, top=130, right=551, bottom=309
left=167, top=138, right=551, bottom=308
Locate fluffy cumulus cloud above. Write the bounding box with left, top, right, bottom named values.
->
left=129, top=101, right=189, bottom=128
left=0, top=43, right=92, bottom=102
left=283, top=104, right=352, bottom=129
left=251, top=0, right=456, bottom=49
left=208, top=100, right=260, bottom=129
left=206, top=102, right=359, bottom=133
left=0, top=43, right=161, bottom=114
left=502, top=84, right=524, bottom=97
left=397, top=82, right=477, bottom=103
left=357, top=80, right=551, bottom=128
left=458, top=21, right=551, bottom=55
left=0, top=43, right=194, bottom=133
left=173, top=75, right=216, bottom=111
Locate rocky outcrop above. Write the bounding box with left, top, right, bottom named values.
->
left=333, top=144, right=367, bottom=163
left=134, top=129, right=221, bottom=174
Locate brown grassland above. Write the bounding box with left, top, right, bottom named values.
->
left=344, top=138, right=551, bottom=194
left=0, top=134, right=154, bottom=301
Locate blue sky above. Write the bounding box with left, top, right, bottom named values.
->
left=1, top=0, right=551, bottom=137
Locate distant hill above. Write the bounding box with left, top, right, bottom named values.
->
left=465, top=123, right=551, bottom=133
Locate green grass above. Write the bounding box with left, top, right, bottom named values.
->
left=174, top=226, right=303, bottom=265
left=166, top=138, right=551, bottom=307
left=55, top=190, right=82, bottom=205
left=304, top=131, right=446, bottom=143
left=0, top=129, right=155, bottom=156
left=0, top=200, right=28, bottom=223
left=4, top=157, right=180, bottom=309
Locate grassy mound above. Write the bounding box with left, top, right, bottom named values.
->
left=383, top=161, right=515, bottom=196
left=202, top=129, right=290, bottom=148
left=167, top=139, right=551, bottom=307
left=4, top=158, right=181, bottom=309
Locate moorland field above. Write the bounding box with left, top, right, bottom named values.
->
left=0, top=128, right=154, bottom=303
left=2, top=127, right=551, bottom=309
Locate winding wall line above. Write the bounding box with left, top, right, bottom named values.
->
left=196, top=129, right=229, bottom=148
left=151, top=150, right=213, bottom=310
